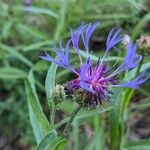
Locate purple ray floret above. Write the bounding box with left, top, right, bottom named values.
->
left=40, top=22, right=149, bottom=107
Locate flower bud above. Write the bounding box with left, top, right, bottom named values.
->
left=136, top=35, right=150, bottom=56
left=122, top=35, right=131, bottom=45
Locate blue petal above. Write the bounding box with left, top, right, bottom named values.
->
left=70, top=23, right=85, bottom=52
left=117, top=72, right=150, bottom=88
left=122, top=41, right=142, bottom=70
left=84, top=22, right=100, bottom=52
left=106, top=28, right=123, bottom=52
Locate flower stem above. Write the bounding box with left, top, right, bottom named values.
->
left=119, top=52, right=145, bottom=149
left=136, top=54, right=144, bottom=75
left=63, top=105, right=82, bottom=136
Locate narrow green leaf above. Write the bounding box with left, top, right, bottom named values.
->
left=28, top=70, right=40, bottom=103
left=132, top=13, right=150, bottom=39
left=108, top=88, right=124, bottom=150
left=36, top=130, right=57, bottom=150
left=82, top=14, right=135, bottom=20
left=45, top=63, right=58, bottom=105
left=94, top=116, right=104, bottom=150
left=17, top=24, right=49, bottom=40
left=14, top=6, right=59, bottom=19
left=54, top=0, right=68, bottom=41
left=36, top=130, right=66, bottom=150
left=0, top=67, right=26, bottom=79
left=127, top=0, right=141, bottom=10
left=0, top=43, right=33, bottom=67
left=130, top=97, right=150, bottom=110
left=25, top=74, right=51, bottom=143
left=28, top=105, right=44, bottom=144
left=125, top=140, right=150, bottom=150
left=23, top=41, right=51, bottom=52
left=49, top=138, right=66, bottom=150
left=2, top=21, right=13, bottom=39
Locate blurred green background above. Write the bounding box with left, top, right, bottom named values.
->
left=0, top=0, right=150, bottom=149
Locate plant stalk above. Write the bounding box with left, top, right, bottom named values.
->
left=63, top=105, right=82, bottom=136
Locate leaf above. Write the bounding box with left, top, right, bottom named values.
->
left=0, top=43, right=33, bottom=67
left=85, top=116, right=104, bottom=150
left=132, top=13, right=150, bottom=39
left=94, top=117, right=104, bottom=150
left=0, top=67, right=26, bottom=79
left=130, top=97, right=150, bottom=110
left=36, top=130, right=66, bottom=150
left=25, top=72, right=51, bottom=143
left=23, top=41, right=51, bottom=52
left=28, top=105, right=44, bottom=144
left=82, top=14, right=134, bottom=20
left=28, top=70, right=40, bottom=103
left=54, top=0, right=68, bottom=41
left=125, top=140, right=150, bottom=150
left=2, top=21, right=13, bottom=39
left=14, top=6, right=59, bottom=19
left=49, top=137, right=66, bottom=150
left=108, top=88, right=124, bottom=150
left=45, top=63, right=58, bottom=105
left=36, top=130, right=57, bottom=150
left=17, top=24, right=49, bottom=40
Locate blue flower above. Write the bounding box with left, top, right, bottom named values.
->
left=41, top=22, right=149, bottom=107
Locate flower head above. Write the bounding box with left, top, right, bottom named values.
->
left=41, top=22, right=150, bottom=108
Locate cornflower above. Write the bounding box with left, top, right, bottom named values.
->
left=40, top=22, right=149, bottom=107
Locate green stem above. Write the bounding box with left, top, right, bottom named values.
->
left=136, top=54, right=144, bottom=75
left=119, top=53, right=145, bottom=148
left=63, top=105, right=82, bottom=136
